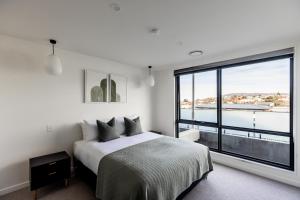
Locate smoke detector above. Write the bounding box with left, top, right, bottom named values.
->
left=188, top=50, right=204, bottom=56
left=110, top=3, right=121, bottom=12
left=149, top=28, right=160, bottom=36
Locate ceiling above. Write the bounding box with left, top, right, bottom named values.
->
left=0, top=0, right=299, bottom=69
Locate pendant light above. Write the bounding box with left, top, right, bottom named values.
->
left=46, top=39, right=62, bottom=75
left=147, top=66, right=155, bottom=87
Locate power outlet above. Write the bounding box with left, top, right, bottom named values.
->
left=46, top=125, right=53, bottom=133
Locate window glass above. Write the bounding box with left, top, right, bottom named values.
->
left=179, top=74, right=193, bottom=120
left=222, top=59, right=290, bottom=132
left=194, top=70, right=217, bottom=122
left=222, top=129, right=290, bottom=166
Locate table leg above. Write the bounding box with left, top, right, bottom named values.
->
left=32, top=190, right=37, bottom=200
left=64, top=179, right=69, bottom=187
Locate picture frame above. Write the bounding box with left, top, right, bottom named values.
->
left=84, top=70, right=127, bottom=103
left=84, top=69, right=109, bottom=103
left=109, top=74, right=127, bottom=103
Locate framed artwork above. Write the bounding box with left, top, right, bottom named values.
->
left=84, top=70, right=127, bottom=103
left=85, top=69, right=108, bottom=103
left=109, top=74, right=127, bottom=103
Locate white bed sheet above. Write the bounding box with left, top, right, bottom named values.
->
left=74, top=132, right=163, bottom=174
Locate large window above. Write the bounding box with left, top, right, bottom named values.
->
left=175, top=48, right=294, bottom=170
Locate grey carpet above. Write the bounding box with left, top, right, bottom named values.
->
left=1, top=164, right=299, bottom=200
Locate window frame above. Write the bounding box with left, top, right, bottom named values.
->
left=175, top=50, right=294, bottom=171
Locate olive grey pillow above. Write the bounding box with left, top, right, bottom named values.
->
left=96, top=118, right=120, bottom=142
left=124, top=117, right=142, bottom=136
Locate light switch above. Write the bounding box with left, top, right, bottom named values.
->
left=46, top=125, right=53, bottom=133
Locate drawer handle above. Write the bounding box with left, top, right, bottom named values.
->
left=48, top=172, right=57, bottom=176
left=49, top=162, right=57, bottom=166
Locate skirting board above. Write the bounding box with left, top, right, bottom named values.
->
left=0, top=181, right=29, bottom=196
left=211, top=151, right=300, bottom=188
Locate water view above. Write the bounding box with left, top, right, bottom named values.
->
left=180, top=108, right=289, bottom=143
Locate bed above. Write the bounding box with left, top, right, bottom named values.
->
left=74, top=131, right=213, bottom=200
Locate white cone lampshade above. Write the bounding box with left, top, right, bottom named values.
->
left=148, top=74, right=155, bottom=87
left=147, top=66, right=155, bottom=87
left=46, top=39, right=63, bottom=75
left=46, top=54, right=62, bottom=75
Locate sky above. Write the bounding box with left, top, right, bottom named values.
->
left=180, top=58, right=290, bottom=100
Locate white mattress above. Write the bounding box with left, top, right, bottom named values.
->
left=74, top=132, right=163, bottom=174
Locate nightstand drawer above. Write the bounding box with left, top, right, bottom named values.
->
left=31, top=172, right=64, bottom=190
left=46, top=159, right=69, bottom=174
left=31, top=160, right=68, bottom=178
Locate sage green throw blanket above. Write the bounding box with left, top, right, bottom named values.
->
left=96, top=137, right=213, bottom=200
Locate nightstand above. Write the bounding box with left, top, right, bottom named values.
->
left=29, top=151, right=71, bottom=200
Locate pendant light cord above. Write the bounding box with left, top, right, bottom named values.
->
left=49, top=39, right=57, bottom=55
left=148, top=66, right=152, bottom=76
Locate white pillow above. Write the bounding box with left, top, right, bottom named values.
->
left=115, top=117, right=125, bottom=135
left=81, top=119, right=108, bottom=141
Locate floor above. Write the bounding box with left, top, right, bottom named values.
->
left=1, top=164, right=299, bottom=200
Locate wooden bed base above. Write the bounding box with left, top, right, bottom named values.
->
left=73, top=156, right=209, bottom=200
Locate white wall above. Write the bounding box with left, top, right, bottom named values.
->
left=0, top=34, right=153, bottom=194
left=152, top=69, right=175, bottom=137
left=152, top=39, right=300, bottom=187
